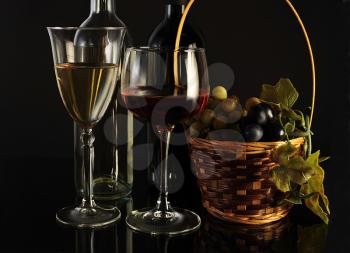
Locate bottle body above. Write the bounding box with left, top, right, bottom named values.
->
left=148, top=2, right=204, bottom=49
left=147, top=0, right=205, bottom=198
left=74, top=0, right=133, bottom=200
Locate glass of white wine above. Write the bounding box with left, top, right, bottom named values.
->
left=47, top=27, right=126, bottom=228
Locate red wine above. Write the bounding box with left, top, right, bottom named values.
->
left=122, top=87, right=208, bottom=127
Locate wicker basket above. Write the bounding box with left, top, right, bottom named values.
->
left=189, top=137, right=305, bottom=225
left=186, top=0, right=317, bottom=226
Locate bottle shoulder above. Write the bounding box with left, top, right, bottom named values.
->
left=80, top=13, right=133, bottom=46
left=147, top=19, right=205, bottom=48
left=81, top=13, right=126, bottom=28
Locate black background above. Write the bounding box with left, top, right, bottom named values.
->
left=0, top=0, right=349, bottom=252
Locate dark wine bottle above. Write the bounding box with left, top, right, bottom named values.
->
left=147, top=0, right=205, bottom=204
left=74, top=0, right=133, bottom=200
left=148, top=0, right=205, bottom=49
left=81, top=0, right=127, bottom=27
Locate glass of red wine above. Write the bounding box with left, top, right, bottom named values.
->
left=121, top=47, right=210, bottom=235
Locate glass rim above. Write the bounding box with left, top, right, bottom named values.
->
left=126, top=46, right=206, bottom=53
left=46, top=27, right=127, bottom=31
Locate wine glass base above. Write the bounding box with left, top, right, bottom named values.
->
left=56, top=205, right=121, bottom=229
left=126, top=207, right=201, bottom=235
left=94, top=178, right=132, bottom=200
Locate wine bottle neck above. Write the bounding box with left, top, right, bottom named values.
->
left=165, top=4, right=185, bottom=19
left=90, top=0, right=115, bottom=14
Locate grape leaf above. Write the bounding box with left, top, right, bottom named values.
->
left=283, top=191, right=303, bottom=204
left=271, top=157, right=314, bottom=191
left=261, top=78, right=299, bottom=110
left=260, top=79, right=330, bottom=224
left=300, top=151, right=330, bottom=224
left=271, top=143, right=314, bottom=192
left=285, top=157, right=314, bottom=185
left=283, top=196, right=302, bottom=205
left=306, top=151, right=330, bottom=214
left=272, top=142, right=298, bottom=165
left=284, top=108, right=302, bottom=121
left=260, top=84, right=279, bottom=104
left=271, top=167, right=291, bottom=192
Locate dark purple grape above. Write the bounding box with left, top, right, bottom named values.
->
left=263, top=123, right=285, bottom=141
left=260, top=103, right=274, bottom=122
left=247, top=104, right=268, bottom=125
left=244, top=124, right=264, bottom=142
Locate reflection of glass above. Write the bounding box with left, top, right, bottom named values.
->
left=75, top=230, right=95, bottom=253
left=48, top=27, right=126, bottom=228
left=194, top=214, right=291, bottom=253
left=98, top=197, right=134, bottom=253
left=121, top=47, right=210, bottom=235
left=156, top=235, right=170, bottom=253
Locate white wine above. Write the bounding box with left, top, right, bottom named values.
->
left=55, top=63, right=119, bottom=129
left=74, top=0, right=134, bottom=200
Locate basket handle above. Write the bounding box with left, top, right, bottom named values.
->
left=175, top=0, right=316, bottom=127
left=284, top=0, right=316, bottom=127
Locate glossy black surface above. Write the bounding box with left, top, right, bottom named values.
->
left=0, top=157, right=329, bottom=253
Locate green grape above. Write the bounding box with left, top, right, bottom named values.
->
left=245, top=97, right=261, bottom=111
left=211, top=86, right=227, bottom=100
left=230, top=95, right=240, bottom=102
left=221, top=98, right=238, bottom=112
left=228, top=109, right=242, bottom=123
left=207, top=98, right=220, bottom=110
left=200, top=109, right=215, bottom=125
left=189, top=121, right=204, bottom=138
left=212, top=115, right=228, bottom=130
left=242, top=109, right=248, bottom=117
left=184, top=118, right=194, bottom=126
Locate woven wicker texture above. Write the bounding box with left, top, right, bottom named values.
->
left=190, top=137, right=304, bottom=225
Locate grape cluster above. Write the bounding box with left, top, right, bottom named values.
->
left=188, top=86, right=286, bottom=142
left=241, top=98, right=285, bottom=142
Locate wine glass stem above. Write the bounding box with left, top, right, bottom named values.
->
left=156, top=127, right=174, bottom=213
left=81, top=128, right=96, bottom=209
left=111, top=103, right=119, bottom=183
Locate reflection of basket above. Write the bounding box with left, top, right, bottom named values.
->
left=189, top=137, right=304, bottom=225
left=194, top=214, right=291, bottom=253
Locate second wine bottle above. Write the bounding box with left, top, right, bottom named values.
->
left=147, top=0, right=205, bottom=200
left=74, top=0, right=134, bottom=200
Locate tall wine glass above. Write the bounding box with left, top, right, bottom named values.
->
left=47, top=27, right=126, bottom=228
left=121, top=47, right=210, bottom=235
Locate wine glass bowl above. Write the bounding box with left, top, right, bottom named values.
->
left=55, top=62, right=119, bottom=129
left=121, top=47, right=210, bottom=235
left=121, top=47, right=209, bottom=129
left=47, top=27, right=126, bottom=228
